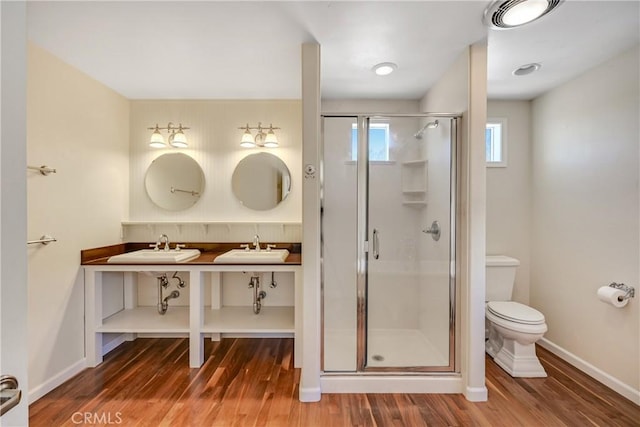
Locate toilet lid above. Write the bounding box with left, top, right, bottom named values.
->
left=487, top=301, right=545, bottom=325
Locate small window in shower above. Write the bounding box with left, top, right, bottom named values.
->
left=351, top=123, right=390, bottom=161
left=486, top=118, right=507, bottom=167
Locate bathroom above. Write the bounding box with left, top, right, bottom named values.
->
left=2, top=1, right=639, bottom=425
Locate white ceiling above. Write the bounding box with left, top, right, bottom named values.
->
left=27, top=1, right=640, bottom=101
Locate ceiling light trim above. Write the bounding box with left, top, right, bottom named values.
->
left=513, top=62, right=541, bottom=76
left=372, top=62, right=398, bottom=76
left=483, top=0, right=563, bottom=30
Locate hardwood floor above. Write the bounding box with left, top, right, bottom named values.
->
left=29, top=338, right=639, bottom=426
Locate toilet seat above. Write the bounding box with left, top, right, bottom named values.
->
left=486, top=301, right=547, bottom=335
left=487, top=301, right=545, bottom=325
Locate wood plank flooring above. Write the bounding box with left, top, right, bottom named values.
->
left=29, top=338, right=640, bottom=426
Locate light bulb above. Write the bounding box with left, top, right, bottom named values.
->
left=264, top=128, right=278, bottom=147
left=373, top=62, right=397, bottom=76
left=170, top=130, right=188, bottom=148
left=502, top=0, right=549, bottom=26
left=149, top=128, right=166, bottom=148
left=240, top=127, right=256, bottom=147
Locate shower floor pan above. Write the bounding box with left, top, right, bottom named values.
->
left=324, top=328, right=448, bottom=370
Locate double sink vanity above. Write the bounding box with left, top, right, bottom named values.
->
left=82, top=240, right=302, bottom=369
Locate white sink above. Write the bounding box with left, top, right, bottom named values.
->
left=107, top=249, right=201, bottom=264
left=213, top=249, right=290, bottom=264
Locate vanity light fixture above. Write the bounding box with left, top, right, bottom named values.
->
left=147, top=122, right=190, bottom=148
left=483, top=0, right=563, bottom=29
left=238, top=123, right=280, bottom=148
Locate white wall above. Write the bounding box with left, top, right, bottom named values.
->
left=1, top=2, right=29, bottom=424
left=486, top=100, right=531, bottom=303
left=531, top=45, right=639, bottom=401
left=322, top=99, right=420, bottom=114
left=27, top=44, right=130, bottom=399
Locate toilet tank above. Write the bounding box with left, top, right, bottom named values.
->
left=486, top=255, right=520, bottom=301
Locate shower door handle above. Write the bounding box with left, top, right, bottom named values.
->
left=372, top=229, right=380, bottom=259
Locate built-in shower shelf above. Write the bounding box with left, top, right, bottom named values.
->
left=202, top=306, right=294, bottom=334
left=401, top=160, right=428, bottom=206
left=97, top=307, right=189, bottom=333
left=401, top=159, right=427, bottom=166
left=402, top=201, right=427, bottom=207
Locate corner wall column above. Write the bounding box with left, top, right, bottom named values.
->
left=300, top=42, right=322, bottom=402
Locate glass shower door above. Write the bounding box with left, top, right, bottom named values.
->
left=322, top=115, right=456, bottom=372
left=322, top=116, right=358, bottom=371
left=365, top=116, right=454, bottom=370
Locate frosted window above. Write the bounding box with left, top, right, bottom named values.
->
left=486, top=119, right=507, bottom=167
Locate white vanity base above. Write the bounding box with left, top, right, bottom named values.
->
left=84, top=264, right=302, bottom=369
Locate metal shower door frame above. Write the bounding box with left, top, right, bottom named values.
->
left=320, top=113, right=460, bottom=374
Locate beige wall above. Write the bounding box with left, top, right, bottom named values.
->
left=531, top=46, right=639, bottom=400
left=486, top=100, right=532, bottom=304
left=129, top=100, right=302, bottom=224
left=124, top=100, right=303, bottom=244
left=27, top=44, right=130, bottom=398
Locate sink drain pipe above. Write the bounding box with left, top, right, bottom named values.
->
left=157, top=273, right=182, bottom=315
left=248, top=274, right=267, bottom=314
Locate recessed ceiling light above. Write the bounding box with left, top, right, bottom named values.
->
left=513, top=63, right=541, bottom=76
left=483, top=0, right=563, bottom=30
left=372, top=62, right=397, bottom=76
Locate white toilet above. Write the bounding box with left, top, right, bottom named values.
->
left=485, top=255, right=548, bottom=377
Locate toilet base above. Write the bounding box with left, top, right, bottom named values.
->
left=492, top=338, right=547, bottom=378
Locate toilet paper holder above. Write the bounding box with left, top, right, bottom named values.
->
left=608, top=283, right=635, bottom=301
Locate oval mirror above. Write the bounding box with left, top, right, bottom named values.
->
left=145, top=153, right=205, bottom=211
left=232, top=152, right=291, bottom=210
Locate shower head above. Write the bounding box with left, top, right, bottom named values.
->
left=414, top=120, right=439, bottom=139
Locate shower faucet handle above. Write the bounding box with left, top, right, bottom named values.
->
left=422, top=220, right=441, bottom=241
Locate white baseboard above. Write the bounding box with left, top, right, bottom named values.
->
left=538, top=338, right=640, bottom=405
left=102, top=333, right=132, bottom=356
left=28, top=358, right=86, bottom=404
left=299, top=387, right=321, bottom=402
left=465, top=386, right=488, bottom=402
left=320, top=375, right=463, bottom=395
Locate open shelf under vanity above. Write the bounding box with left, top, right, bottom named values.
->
left=98, top=306, right=189, bottom=333
left=203, top=306, right=294, bottom=334
left=97, top=306, right=295, bottom=335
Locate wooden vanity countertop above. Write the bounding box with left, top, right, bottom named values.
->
left=81, top=242, right=302, bottom=266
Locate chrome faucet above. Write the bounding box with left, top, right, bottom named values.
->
left=157, top=234, right=170, bottom=251
left=253, top=234, right=261, bottom=252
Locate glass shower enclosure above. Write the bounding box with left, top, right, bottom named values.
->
left=322, top=114, right=458, bottom=372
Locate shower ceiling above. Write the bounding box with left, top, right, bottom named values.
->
left=26, top=1, right=639, bottom=100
